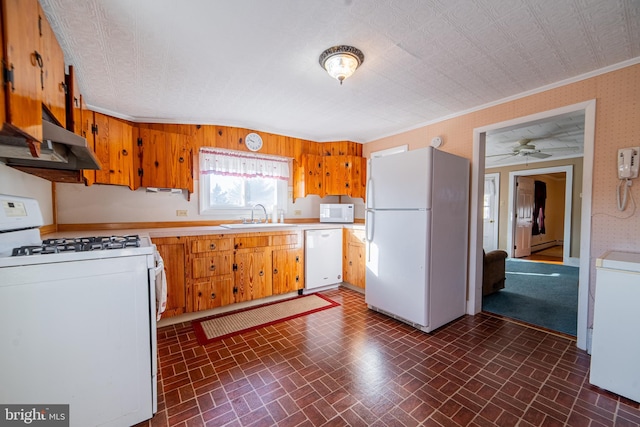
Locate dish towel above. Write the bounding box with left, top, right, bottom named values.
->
left=154, top=249, right=168, bottom=321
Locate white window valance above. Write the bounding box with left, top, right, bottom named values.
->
left=199, top=148, right=290, bottom=181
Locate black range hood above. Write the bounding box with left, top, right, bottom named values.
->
left=0, top=120, right=101, bottom=171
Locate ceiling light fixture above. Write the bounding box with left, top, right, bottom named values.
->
left=319, top=45, right=365, bottom=85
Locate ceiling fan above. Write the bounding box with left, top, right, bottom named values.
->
left=487, top=138, right=579, bottom=162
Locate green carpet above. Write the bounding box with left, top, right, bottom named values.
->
left=482, top=259, right=579, bottom=336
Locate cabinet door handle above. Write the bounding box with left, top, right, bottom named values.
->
left=179, top=157, right=184, bottom=163
left=273, top=268, right=278, bottom=274
left=209, top=264, right=216, bottom=271
left=32, top=51, right=44, bottom=90
left=259, top=270, right=264, bottom=276
left=6, top=64, right=14, bottom=92
left=122, top=149, right=128, bottom=156
left=209, top=243, right=217, bottom=250
left=210, top=293, right=216, bottom=299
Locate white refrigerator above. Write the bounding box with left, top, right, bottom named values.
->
left=365, top=147, right=469, bottom=332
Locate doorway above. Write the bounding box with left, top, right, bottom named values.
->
left=506, top=166, right=576, bottom=266
left=469, top=100, right=595, bottom=350
left=483, top=166, right=578, bottom=335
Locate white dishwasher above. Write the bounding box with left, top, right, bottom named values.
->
left=590, top=251, right=640, bottom=403
left=305, top=228, right=343, bottom=293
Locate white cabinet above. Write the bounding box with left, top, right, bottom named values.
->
left=590, top=251, right=640, bottom=403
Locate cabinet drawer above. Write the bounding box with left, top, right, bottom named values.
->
left=192, top=253, right=233, bottom=278
left=234, top=236, right=270, bottom=249
left=191, top=237, right=233, bottom=253
left=193, top=277, right=233, bottom=311
left=271, top=233, right=299, bottom=247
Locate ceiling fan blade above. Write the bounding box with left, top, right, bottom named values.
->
left=528, top=152, right=552, bottom=159
left=486, top=153, right=517, bottom=158
left=537, top=146, right=580, bottom=153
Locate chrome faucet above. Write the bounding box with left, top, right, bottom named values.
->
left=251, top=204, right=268, bottom=223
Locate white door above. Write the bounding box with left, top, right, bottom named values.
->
left=483, top=173, right=499, bottom=251
left=514, top=176, right=534, bottom=258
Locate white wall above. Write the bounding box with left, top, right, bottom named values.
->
left=0, top=163, right=54, bottom=224
left=55, top=180, right=364, bottom=224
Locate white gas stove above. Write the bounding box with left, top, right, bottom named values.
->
left=0, top=194, right=160, bottom=427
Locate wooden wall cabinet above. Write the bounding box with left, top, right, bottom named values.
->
left=137, top=128, right=193, bottom=192
left=89, top=112, right=135, bottom=189
left=2, top=0, right=44, bottom=143
left=39, top=1, right=66, bottom=127
left=153, top=236, right=187, bottom=318
left=343, top=228, right=366, bottom=290
left=293, top=154, right=325, bottom=198
left=65, top=65, right=96, bottom=186
left=2, top=0, right=66, bottom=139
left=0, top=0, right=4, bottom=125
left=294, top=154, right=367, bottom=200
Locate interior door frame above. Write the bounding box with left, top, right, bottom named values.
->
left=483, top=173, right=500, bottom=251
left=507, top=166, right=575, bottom=265
left=469, top=100, right=595, bottom=351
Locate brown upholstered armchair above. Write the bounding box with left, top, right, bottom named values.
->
left=483, top=249, right=508, bottom=296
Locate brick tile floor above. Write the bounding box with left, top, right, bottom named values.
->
left=134, top=288, right=640, bottom=426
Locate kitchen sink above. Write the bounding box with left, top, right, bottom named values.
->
left=220, top=223, right=297, bottom=229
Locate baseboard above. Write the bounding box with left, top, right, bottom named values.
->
left=531, top=240, right=563, bottom=252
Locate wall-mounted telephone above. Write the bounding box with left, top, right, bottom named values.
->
left=616, top=147, right=639, bottom=211
left=618, top=147, right=639, bottom=179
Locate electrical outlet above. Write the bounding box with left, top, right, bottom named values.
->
left=176, top=209, right=188, bottom=217
left=294, top=209, right=302, bottom=216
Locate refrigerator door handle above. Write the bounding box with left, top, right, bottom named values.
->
left=366, top=159, right=373, bottom=209
left=365, top=210, right=374, bottom=243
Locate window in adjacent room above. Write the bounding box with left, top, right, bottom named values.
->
left=199, top=148, right=290, bottom=216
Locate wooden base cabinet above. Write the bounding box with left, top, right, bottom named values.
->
left=343, top=228, right=366, bottom=290
left=153, top=236, right=187, bottom=318
left=189, top=236, right=234, bottom=311
left=272, top=247, right=304, bottom=294
left=233, top=248, right=270, bottom=303
left=193, top=277, right=233, bottom=311
left=157, top=231, right=306, bottom=318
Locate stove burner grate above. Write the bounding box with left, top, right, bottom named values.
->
left=12, top=235, right=141, bottom=256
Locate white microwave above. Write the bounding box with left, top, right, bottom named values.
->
left=319, top=203, right=354, bottom=223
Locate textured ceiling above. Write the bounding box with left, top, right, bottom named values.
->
left=39, top=0, right=640, bottom=143
left=485, top=110, right=585, bottom=167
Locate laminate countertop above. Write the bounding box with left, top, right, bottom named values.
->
left=44, top=223, right=364, bottom=239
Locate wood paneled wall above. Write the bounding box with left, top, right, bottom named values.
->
left=134, top=123, right=362, bottom=163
